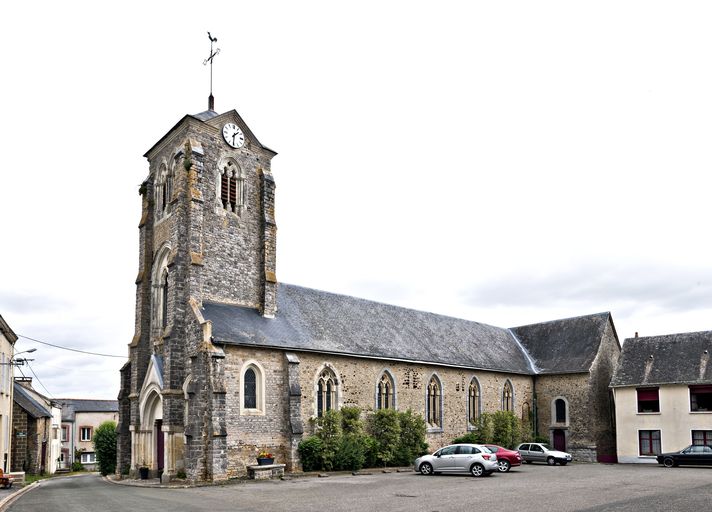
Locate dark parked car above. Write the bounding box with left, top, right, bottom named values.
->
left=484, top=444, right=522, bottom=472
left=657, top=445, right=712, bottom=467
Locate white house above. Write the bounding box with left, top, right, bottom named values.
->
left=611, top=331, right=712, bottom=463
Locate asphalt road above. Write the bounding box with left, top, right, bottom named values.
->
left=8, top=463, right=712, bottom=512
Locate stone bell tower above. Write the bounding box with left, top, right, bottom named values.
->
left=117, top=101, right=277, bottom=482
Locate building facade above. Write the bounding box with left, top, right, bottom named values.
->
left=0, top=315, right=17, bottom=472
left=11, top=379, right=61, bottom=474
left=611, top=331, right=712, bottom=463
left=117, top=104, right=621, bottom=482
left=58, top=399, right=118, bottom=470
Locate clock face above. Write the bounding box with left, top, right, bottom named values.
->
left=222, top=123, right=245, bottom=148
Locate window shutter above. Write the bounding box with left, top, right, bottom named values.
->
left=637, top=388, right=659, bottom=401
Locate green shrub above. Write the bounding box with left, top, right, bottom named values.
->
left=452, top=432, right=480, bottom=445
left=491, top=411, right=522, bottom=448
left=335, top=433, right=366, bottom=471
left=368, top=409, right=401, bottom=466
left=298, top=436, right=324, bottom=471
left=362, top=434, right=378, bottom=468
left=299, top=408, right=428, bottom=471
left=340, top=407, right=363, bottom=435
left=316, top=410, right=342, bottom=470
left=394, top=409, right=428, bottom=465
left=71, top=461, right=84, bottom=472
left=92, top=420, right=117, bottom=475
left=462, top=412, right=524, bottom=448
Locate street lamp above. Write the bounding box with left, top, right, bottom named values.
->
left=11, top=348, right=37, bottom=366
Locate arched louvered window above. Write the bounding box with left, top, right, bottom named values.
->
left=219, top=160, right=245, bottom=214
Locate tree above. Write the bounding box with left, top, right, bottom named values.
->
left=92, top=421, right=117, bottom=476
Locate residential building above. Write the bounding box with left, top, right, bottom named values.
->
left=58, top=399, right=118, bottom=470
left=610, top=331, right=712, bottom=463
left=117, top=101, right=621, bottom=482
left=0, top=315, right=17, bottom=472
left=11, top=378, right=61, bottom=474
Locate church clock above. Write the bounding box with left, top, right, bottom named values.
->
left=222, top=122, right=245, bottom=148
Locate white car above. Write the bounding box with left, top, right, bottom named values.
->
left=414, top=443, right=498, bottom=477
left=516, top=443, right=572, bottom=465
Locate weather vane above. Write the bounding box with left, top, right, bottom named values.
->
left=203, top=32, right=220, bottom=110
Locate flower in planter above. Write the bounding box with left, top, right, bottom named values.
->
left=258, top=450, right=273, bottom=459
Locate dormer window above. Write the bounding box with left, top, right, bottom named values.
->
left=218, top=159, right=245, bottom=214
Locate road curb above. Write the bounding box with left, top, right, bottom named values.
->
left=0, top=482, right=39, bottom=511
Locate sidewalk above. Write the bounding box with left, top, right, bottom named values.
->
left=0, top=482, right=39, bottom=511
left=105, top=467, right=414, bottom=488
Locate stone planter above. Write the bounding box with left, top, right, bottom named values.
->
left=256, top=458, right=274, bottom=466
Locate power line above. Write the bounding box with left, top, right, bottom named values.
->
left=25, top=361, right=53, bottom=398
left=17, top=334, right=125, bottom=359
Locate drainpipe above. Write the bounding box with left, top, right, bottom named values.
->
left=532, top=375, right=538, bottom=438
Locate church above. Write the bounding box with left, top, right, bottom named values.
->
left=117, top=99, right=621, bottom=482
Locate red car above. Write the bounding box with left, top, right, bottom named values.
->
left=484, top=445, right=522, bottom=472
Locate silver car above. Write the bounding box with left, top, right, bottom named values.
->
left=414, top=443, right=498, bottom=477
left=516, top=442, right=572, bottom=465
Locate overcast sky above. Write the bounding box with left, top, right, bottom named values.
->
left=1, top=1, right=711, bottom=399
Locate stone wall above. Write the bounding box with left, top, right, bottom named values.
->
left=534, top=318, right=621, bottom=462
left=10, top=406, right=46, bottom=474
left=10, top=403, right=28, bottom=472
left=587, top=320, right=620, bottom=461
left=534, top=373, right=594, bottom=460
left=220, top=345, right=534, bottom=475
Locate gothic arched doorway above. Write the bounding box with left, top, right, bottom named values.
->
left=140, top=389, right=164, bottom=473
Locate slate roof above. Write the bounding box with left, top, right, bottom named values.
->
left=193, top=109, right=219, bottom=121
left=610, top=331, right=712, bottom=387
left=57, top=399, right=119, bottom=422
left=14, top=383, right=51, bottom=419
left=0, top=315, right=18, bottom=344
left=205, top=284, right=547, bottom=374
left=510, top=312, right=613, bottom=374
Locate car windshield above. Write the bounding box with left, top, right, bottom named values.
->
left=539, top=443, right=552, bottom=450
left=480, top=446, right=492, bottom=453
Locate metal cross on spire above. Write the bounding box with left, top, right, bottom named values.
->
left=203, top=31, right=220, bottom=111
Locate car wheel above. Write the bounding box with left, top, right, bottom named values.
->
left=419, top=462, right=434, bottom=475
left=663, top=458, right=675, bottom=468
left=547, top=457, right=556, bottom=466
left=497, top=460, right=511, bottom=473
left=559, top=461, right=568, bottom=466
left=470, top=463, right=485, bottom=477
